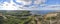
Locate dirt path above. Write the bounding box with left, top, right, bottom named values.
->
left=35, top=17, right=41, bottom=24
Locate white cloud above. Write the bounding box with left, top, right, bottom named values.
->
left=1, top=1, right=60, bottom=10
left=0, top=0, right=25, bottom=10
left=40, top=5, right=60, bottom=10
left=34, top=0, right=46, bottom=4
left=16, top=0, right=46, bottom=5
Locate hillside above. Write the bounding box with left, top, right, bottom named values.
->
left=43, top=12, right=60, bottom=24
left=0, top=10, right=60, bottom=24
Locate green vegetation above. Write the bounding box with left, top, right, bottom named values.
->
left=0, top=10, right=42, bottom=24
left=0, top=10, right=60, bottom=24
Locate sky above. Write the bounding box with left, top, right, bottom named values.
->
left=0, top=0, right=60, bottom=10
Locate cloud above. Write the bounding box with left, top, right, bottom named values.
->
left=0, top=0, right=24, bottom=10
left=0, top=0, right=47, bottom=10
left=2, top=0, right=59, bottom=10
left=34, top=0, right=46, bottom=4
left=19, top=0, right=46, bottom=5
left=40, top=5, right=60, bottom=10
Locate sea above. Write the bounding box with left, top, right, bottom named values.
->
left=31, top=10, right=58, bottom=15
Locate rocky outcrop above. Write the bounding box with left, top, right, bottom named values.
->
left=43, top=12, right=60, bottom=24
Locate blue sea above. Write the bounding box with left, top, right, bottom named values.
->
left=31, top=10, right=58, bottom=15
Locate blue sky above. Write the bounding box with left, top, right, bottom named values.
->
left=45, top=0, right=60, bottom=5
left=0, top=0, right=60, bottom=10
